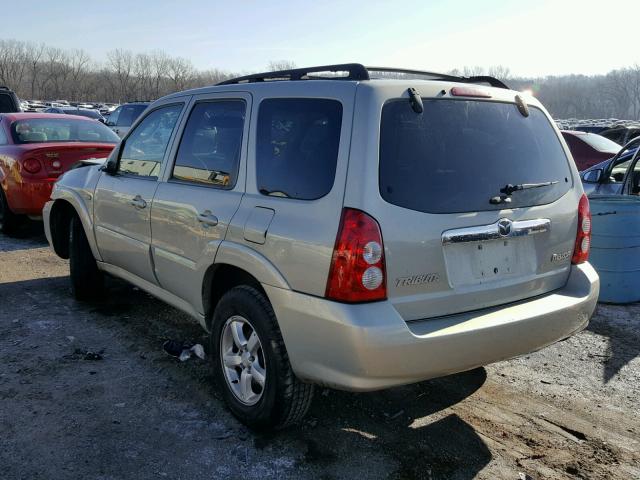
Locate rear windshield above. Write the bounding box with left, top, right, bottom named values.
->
left=379, top=99, right=572, bottom=214
left=11, top=118, right=120, bottom=144
left=116, top=104, right=147, bottom=127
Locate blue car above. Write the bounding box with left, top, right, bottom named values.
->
left=581, top=137, right=640, bottom=196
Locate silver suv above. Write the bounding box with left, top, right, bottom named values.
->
left=44, top=64, right=599, bottom=429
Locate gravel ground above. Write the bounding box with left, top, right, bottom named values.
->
left=1, top=223, right=638, bottom=480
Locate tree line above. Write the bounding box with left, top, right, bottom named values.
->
left=1, top=38, right=639, bottom=120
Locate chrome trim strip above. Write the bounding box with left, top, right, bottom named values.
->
left=442, top=218, right=551, bottom=245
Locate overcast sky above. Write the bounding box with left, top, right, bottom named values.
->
left=3, top=0, right=639, bottom=77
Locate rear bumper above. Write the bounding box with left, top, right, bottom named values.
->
left=4, top=178, right=55, bottom=216
left=265, top=263, right=599, bottom=392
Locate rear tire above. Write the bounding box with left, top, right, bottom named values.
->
left=69, top=215, right=103, bottom=300
left=0, top=187, right=24, bottom=234
left=210, top=285, right=314, bottom=430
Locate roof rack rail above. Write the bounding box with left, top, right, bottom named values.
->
left=217, top=63, right=369, bottom=85
left=366, top=67, right=509, bottom=89
left=217, top=63, right=509, bottom=89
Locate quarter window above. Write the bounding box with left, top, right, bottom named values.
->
left=172, top=100, right=246, bottom=188
left=256, top=98, right=342, bottom=200
left=118, top=104, right=182, bottom=179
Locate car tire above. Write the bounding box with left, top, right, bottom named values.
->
left=0, top=187, right=23, bottom=234
left=69, top=215, right=103, bottom=300
left=210, top=285, right=314, bottom=430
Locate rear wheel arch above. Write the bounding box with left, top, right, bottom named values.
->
left=49, top=200, right=78, bottom=259
left=203, top=263, right=267, bottom=331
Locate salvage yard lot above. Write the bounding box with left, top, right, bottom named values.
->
left=1, top=225, right=638, bottom=480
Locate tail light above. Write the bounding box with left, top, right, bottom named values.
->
left=325, top=208, right=387, bottom=303
left=572, top=194, right=591, bottom=264
left=22, top=158, right=42, bottom=174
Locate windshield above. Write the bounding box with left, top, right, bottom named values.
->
left=64, top=109, right=102, bottom=120
left=379, top=99, right=572, bottom=214
left=580, top=133, right=620, bottom=153
left=11, top=118, right=120, bottom=144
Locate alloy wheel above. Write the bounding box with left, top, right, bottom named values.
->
left=219, top=315, right=266, bottom=405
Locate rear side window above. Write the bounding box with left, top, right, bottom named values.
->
left=380, top=99, right=572, bottom=214
left=118, top=104, right=182, bottom=178
left=117, top=104, right=147, bottom=127
left=256, top=98, right=342, bottom=200
left=172, top=100, right=245, bottom=188
left=0, top=94, right=17, bottom=113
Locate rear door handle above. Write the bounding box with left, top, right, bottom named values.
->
left=197, top=210, right=219, bottom=227
left=129, top=195, right=147, bottom=209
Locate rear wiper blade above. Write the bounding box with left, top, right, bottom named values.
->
left=490, top=181, right=558, bottom=204
left=500, top=181, right=559, bottom=196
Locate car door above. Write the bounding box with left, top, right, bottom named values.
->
left=94, top=102, right=185, bottom=285
left=150, top=93, right=250, bottom=310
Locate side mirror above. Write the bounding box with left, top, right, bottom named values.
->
left=102, top=144, right=122, bottom=175
left=582, top=169, right=602, bottom=183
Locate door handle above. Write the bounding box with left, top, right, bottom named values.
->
left=197, top=210, right=219, bottom=227
left=129, top=195, right=147, bottom=209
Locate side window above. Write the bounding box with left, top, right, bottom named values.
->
left=627, top=158, right=640, bottom=195
left=118, top=104, right=182, bottom=179
left=172, top=100, right=246, bottom=188
left=107, top=106, right=121, bottom=126
left=117, top=105, right=145, bottom=127
left=256, top=98, right=343, bottom=200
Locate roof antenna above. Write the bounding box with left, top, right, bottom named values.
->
left=407, top=88, right=423, bottom=113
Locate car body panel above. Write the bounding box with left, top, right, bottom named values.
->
left=561, top=130, right=619, bottom=171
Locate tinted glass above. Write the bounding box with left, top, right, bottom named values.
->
left=0, top=94, right=17, bottom=113
left=64, top=109, right=101, bottom=120
left=173, top=100, right=245, bottom=188
left=107, top=106, right=121, bottom=126
left=116, top=104, right=147, bottom=127
left=11, top=118, right=119, bottom=144
left=118, top=104, right=182, bottom=178
left=257, top=98, right=342, bottom=200
left=601, top=128, right=625, bottom=145
left=380, top=99, right=572, bottom=214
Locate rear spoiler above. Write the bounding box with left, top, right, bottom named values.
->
left=70, top=157, right=107, bottom=170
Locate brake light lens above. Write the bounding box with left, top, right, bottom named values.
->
left=22, top=158, right=42, bottom=174
left=450, top=86, right=492, bottom=98
left=572, top=194, right=591, bottom=264
left=326, top=208, right=387, bottom=303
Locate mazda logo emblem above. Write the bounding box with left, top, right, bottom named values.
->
left=498, top=219, right=512, bottom=236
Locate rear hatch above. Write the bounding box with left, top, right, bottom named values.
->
left=358, top=90, right=579, bottom=321
left=22, top=143, right=114, bottom=178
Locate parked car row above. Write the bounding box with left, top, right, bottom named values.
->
left=0, top=113, right=119, bottom=231
left=22, top=63, right=599, bottom=430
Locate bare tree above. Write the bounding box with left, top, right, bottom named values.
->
left=267, top=60, right=297, bottom=71
left=167, top=56, right=194, bottom=92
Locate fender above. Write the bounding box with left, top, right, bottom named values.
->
left=49, top=185, right=103, bottom=261
left=214, top=241, right=290, bottom=291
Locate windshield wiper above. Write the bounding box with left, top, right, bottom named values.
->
left=490, top=181, right=558, bottom=204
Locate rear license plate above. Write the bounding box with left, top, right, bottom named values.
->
left=443, top=237, right=537, bottom=288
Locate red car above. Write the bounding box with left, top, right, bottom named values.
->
left=561, top=130, right=620, bottom=171
left=0, top=113, right=119, bottom=233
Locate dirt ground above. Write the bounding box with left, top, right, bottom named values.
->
left=1, top=223, right=638, bottom=480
